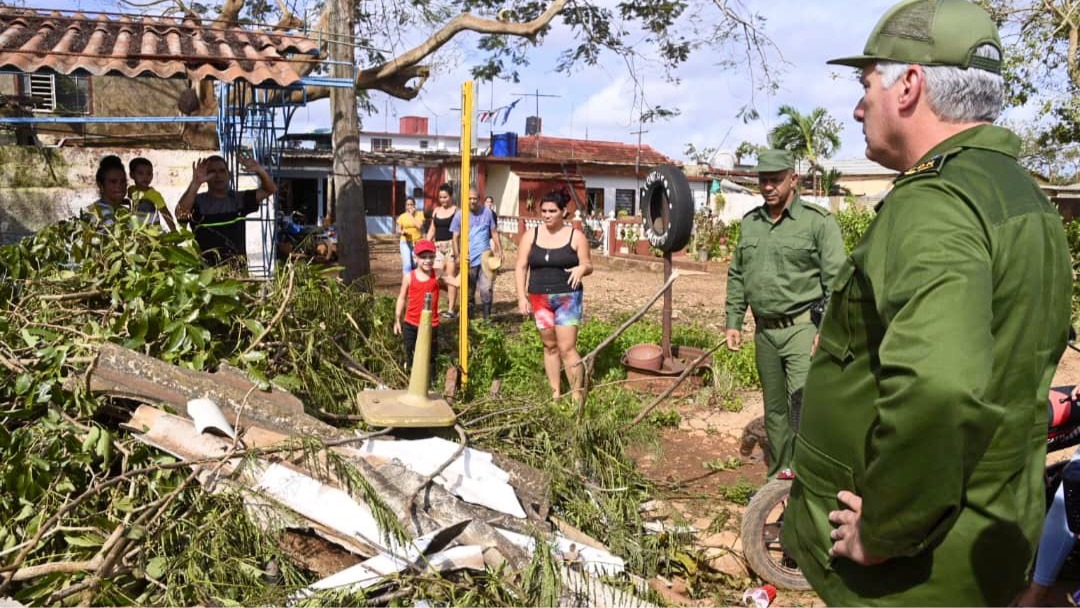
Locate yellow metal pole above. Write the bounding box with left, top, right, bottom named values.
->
left=459, top=80, right=474, bottom=388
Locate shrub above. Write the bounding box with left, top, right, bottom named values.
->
left=834, top=206, right=875, bottom=253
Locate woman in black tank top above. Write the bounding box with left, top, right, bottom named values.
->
left=426, top=183, right=459, bottom=317
left=514, top=191, right=594, bottom=401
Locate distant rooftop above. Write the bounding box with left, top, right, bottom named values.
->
left=514, top=135, right=673, bottom=166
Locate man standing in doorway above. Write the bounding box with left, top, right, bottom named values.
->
left=452, top=191, right=502, bottom=321
left=723, top=149, right=845, bottom=479
left=781, top=1, right=1072, bottom=604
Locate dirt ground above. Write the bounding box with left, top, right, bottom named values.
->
left=369, top=236, right=1080, bottom=606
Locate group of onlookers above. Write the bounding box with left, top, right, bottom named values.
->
left=89, top=153, right=277, bottom=265
left=393, top=185, right=593, bottom=401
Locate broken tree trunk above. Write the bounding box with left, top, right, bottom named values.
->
left=75, top=342, right=321, bottom=439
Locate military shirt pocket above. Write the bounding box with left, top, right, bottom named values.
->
left=737, top=237, right=760, bottom=269
left=778, top=236, right=815, bottom=272
left=817, top=258, right=856, bottom=362
left=789, top=435, right=858, bottom=572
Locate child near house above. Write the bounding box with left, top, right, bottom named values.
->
left=128, top=157, right=177, bottom=231
left=394, top=239, right=459, bottom=373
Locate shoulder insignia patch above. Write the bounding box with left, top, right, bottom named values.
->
left=900, top=154, right=944, bottom=178
left=895, top=148, right=962, bottom=182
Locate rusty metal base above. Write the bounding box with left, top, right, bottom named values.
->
left=622, top=345, right=713, bottom=396
left=356, top=389, right=456, bottom=428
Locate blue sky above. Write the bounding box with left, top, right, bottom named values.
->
left=27, top=0, right=978, bottom=162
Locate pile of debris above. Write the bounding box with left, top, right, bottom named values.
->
left=94, top=342, right=653, bottom=605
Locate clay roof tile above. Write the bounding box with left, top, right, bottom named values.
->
left=0, top=7, right=321, bottom=86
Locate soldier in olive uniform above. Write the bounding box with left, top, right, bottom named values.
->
left=724, top=149, right=846, bottom=479
left=781, top=0, right=1073, bottom=605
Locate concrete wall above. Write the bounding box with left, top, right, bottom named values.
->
left=838, top=177, right=893, bottom=198
left=3, top=74, right=214, bottom=146
left=482, top=164, right=516, bottom=217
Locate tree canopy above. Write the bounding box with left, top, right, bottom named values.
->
left=979, top=0, right=1080, bottom=176
left=134, top=0, right=781, bottom=105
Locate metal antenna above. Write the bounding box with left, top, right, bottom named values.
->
left=513, top=88, right=560, bottom=157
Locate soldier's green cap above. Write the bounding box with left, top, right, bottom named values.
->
left=754, top=150, right=795, bottom=173
left=827, top=0, right=1002, bottom=73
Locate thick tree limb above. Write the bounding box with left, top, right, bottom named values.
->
left=295, top=0, right=570, bottom=103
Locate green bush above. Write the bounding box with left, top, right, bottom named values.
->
left=1064, top=218, right=1080, bottom=324
left=725, top=219, right=741, bottom=252
left=834, top=206, right=875, bottom=253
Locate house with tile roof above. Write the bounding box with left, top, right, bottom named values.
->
left=478, top=134, right=676, bottom=220
left=0, top=7, right=320, bottom=148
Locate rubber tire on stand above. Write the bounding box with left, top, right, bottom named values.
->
left=640, top=164, right=693, bottom=253
left=740, top=478, right=811, bottom=591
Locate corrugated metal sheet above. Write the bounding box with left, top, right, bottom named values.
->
left=0, top=8, right=320, bottom=86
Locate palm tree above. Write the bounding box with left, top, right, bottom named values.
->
left=767, top=105, right=842, bottom=196
left=820, top=168, right=845, bottom=197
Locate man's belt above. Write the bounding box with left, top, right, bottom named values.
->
left=755, top=310, right=813, bottom=330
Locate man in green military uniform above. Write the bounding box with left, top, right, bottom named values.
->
left=724, top=149, right=845, bottom=478
left=781, top=0, right=1073, bottom=605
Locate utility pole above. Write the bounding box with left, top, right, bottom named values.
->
left=513, top=88, right=560, bottom=157
left=630, top=125, right=648, bottom=216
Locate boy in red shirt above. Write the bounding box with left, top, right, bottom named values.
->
left=394, top=239, right=458, bottom=371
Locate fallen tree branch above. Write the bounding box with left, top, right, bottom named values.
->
left=36, top=289, right=107, bottom=302
left=621, top=342, right=724, bottom=430
left=333, top=338, right=386, bottom=386
left=241, top=265, right=295, bottom=359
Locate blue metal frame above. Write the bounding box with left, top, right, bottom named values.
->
left=0, top=116, right=216, bottom=124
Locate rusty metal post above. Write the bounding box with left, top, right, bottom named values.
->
left=662, top=251, right=673, bottom=362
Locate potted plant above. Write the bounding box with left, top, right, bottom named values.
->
left=624, top=230, right=639, bottom=256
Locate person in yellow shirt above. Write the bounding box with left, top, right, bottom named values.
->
left=128, top=157, right=177, bottom=231
left=395, top=197, right=425, bottom=274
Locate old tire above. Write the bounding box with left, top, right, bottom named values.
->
left=641, top=164, right=693, bottom=253
left=740, top=479, right=811, bottom=591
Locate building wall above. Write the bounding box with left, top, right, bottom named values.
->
left=358, top=132, right=491, bottom=154
left=482, top=164, right=516, bottom=217
left=0, top=146, right=266, bottom=243
left=579, top=173, right=647, bottom=216
left=4, top=74, right=214, bottom=146
left=837, top=176, right=894, bottom=197
left=361, top=164, right=426, bottom=234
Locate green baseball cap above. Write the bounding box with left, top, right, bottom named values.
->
left=754, top=149, right=795, bottom=173
left=827, top=0, right=1002, bottom=73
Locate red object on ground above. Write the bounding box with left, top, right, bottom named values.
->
left=742, top=584, right=777, bottom=608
